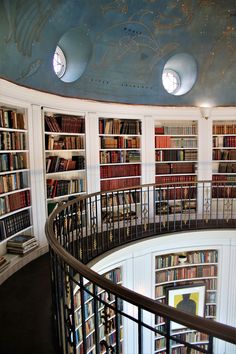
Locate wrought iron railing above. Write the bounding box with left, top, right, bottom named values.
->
left=46, top=181, right=236, bottom=354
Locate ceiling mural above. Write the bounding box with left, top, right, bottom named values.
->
left=0, top=0, right=236, bottom=105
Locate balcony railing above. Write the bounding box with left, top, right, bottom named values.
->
left=45, top=180, right=236, bottom=354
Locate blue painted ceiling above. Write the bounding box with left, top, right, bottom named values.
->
left=1, top=0, right=236, bottom=106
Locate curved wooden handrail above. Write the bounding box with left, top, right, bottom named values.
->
left=45, top=182, right=236, bottom=346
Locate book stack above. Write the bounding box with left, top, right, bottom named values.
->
left=7, top=234, right=38, bottom=256
left=0, top=255, right=10, bottom=272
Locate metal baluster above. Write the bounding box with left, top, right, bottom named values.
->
left=208, top=335, right=213, bottom=354
left=93, top=284, right=100, bottom=354
left=79, top=276, right=87, bottom=354
left=138, top=307, right=143, bottom=354
left=115, top=296, right=121, bottom=354
left=165, top=318, right=171, bottom=354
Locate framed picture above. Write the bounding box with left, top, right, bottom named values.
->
left=167, top=284, right=206, bottom=330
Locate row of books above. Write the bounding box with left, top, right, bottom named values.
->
left=45, top=115, right=85, bottom=134
left=212, top=175, right=236, bottom=182
left=6, top=234, right=38, bottom=255
left=100, top=136, right=140, bottom=149
left=0, top=109, right=25, bottom=130
left=47, top=178, right=85, bottom=198
left=156, top=163, right=196, bottom=175
left=101, top=191, right=140, bottom=207
left=156, top=150, right=197, bottom=162
left=171, top=332, right=209, bottom=346
left=213, top=124, right=236, bottom=135
left=212, top=186, right=236, bottom=198
left=155, top=250, right=218, bottom=269
left=101, top=177, right=140, bottom=191
left=99, top=118, right=141, bottom=135
left=0, top=190, right=31, bottom=216
left=46, top=155, right=85, bottom=173
left=213, top=149, right=236, bottom=160
left=155, top=136, right=197, bottom=148
left=0, top=153, right=27, bottom=172
left=0, top=172, right=25, bottom=194
left=218, top=162, right=236, bottom=173
left=76, top=329, right=95, bottom=349
left=155, top=278, right=217, bottom=298
left=102, top=208, right=137, bottom=223
left=100, top=164, right=141, bottom=179
left=45, top=135, right=84, bottom=150
left=0, top=255, right=10, bottom=272
left=100, top=150, right=140, bottom=164
left=155, top=187, right=196, bottom=201
left=156, top=201, right=196, bottom=215
left=0, top=209, right=31, bottom=240
left=0, top=131, right=26, bottom=151
left=213, top=136, right=236, bottom=147
left=206, top=304, right=216, bottom=317
left=155, top=125, right=197, bottom=135
left=104, top=268, right=122, bottom=283
left=156, top=265, right=217, bottom=283
left=155, top=175, right=196, bottom=185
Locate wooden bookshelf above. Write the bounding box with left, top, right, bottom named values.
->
left=99, top=117, right=142, bottom=192
left=154, top=121, right=198, bottom=219
left=212, top=121, right=236, bottom=200
left=73, top=267, right=123, bottom=354
left=154, top=250, right=218, bottom=353
left=43, top=111, right=87, bottom=214
left=155, top=121, right=198, bottom=181
left=0, top=107, right=33, bottom=245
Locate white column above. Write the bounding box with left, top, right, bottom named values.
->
left=85, top=112, right=100, bottom=194
left=30, top=104, right=47, bottom=245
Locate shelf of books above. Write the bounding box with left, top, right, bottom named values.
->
left=212, top=121, right=236, bottom=203
left=154, top=250, right=218, bottom=353
left=99, top=118, right=142, bottom=191
left=0, top=105, right=36, bottom=273
left=44, top=111, right=87, bottom=214
left=154, top=121, right=198, bottom=220
left=99, top=118, right=142, bottom=224
left=73, top=267, right=123, bottom=354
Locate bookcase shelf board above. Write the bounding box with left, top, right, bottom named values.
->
left=43, top=111, right=87, bottom=212
left=99, top=117, right=142, bottom=193
left=0, top=106, right=34, bottom=248
left=73, top=267, right=123, bottom=354
left=212, top=121, right=236, bottom=203
left=154, top=249, right=218, bottom=353
left=154, top=121, right=198, bottom=183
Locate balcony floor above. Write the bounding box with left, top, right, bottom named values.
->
left=0, top=253, right=58, bottom=354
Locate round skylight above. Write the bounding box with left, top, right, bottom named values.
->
left=162, top=53, right=197, bottom=96
left=53, top=46, right=66, bottom=79
left=162, top=69, right=180, bottom=94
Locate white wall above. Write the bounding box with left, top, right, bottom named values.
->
left=0, top=78, right=236, bottom=292
left=91, top=230, right=236, bottom=354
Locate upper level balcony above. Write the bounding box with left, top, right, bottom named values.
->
left=45, top=180, right=236, bottom=354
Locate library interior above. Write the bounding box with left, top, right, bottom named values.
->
left=0, top=1, right=236, bottom=354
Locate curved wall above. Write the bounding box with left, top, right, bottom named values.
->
left=91, top=230, right=236, bottom=354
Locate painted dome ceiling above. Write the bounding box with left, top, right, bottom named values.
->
left=1, top=0, right=236, bottom=106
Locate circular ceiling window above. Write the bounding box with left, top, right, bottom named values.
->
left=53, top=46, right=66, bottom=79
left=162, top=53, right=197, bottom=96
left=162, top=69, right=181, bottom=94
left=54, top=27, right=92, bottom=83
